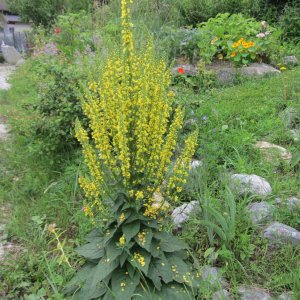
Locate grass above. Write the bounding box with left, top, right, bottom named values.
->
left=178, top=67, right=300, bottom=298
left=0, top=61, right=299, bottom=298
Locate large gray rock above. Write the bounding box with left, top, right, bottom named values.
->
left=16, top=58, right=25, bottom=67
left=0, top=124, right=8, bottom=140
left=255, top=141, right=292, bottom=163
left=278, top=291, right=294, bottom=300
left=172, top=201, right=199, bottom=227
left=172, top=64, right=198, bottom=76
left=216, top=68, right=236, bottom=84
left=242, top=63, right=280, bottom=77
left=214, top=63, right=280, bottom=84
left=238, top=285, right=271, bottom=300
left=286, top=197, right=300, bottom=209
left=264, top=222, right=300, bottom=246
left=230, top=174, right=272, bottom=197
left=283, top=55, right=298, bottom=67
left=290, top=129, right=300, bottom=142
left=201, top=266, right=226, bottom=289
left=1, top=45, right=22, bottom=65
left=275, top=197, right=300, bottom=210
left=212, top=289, right=233, bottom=300
left=247, top=202, right=275, bottom=225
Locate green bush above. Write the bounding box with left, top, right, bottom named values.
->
left=280, top=2, right=300, bottom=44
left=176, top=0, right=263, bottom=25
left=196, top=13, right=281, bottom=65
left=29, top=56, right=87, bottom=154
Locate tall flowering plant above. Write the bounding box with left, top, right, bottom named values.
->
left=65, top=0, right=199, bottom=298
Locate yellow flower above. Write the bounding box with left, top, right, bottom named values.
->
left=230, top=52, right=236, bottom=58
left=133, top=252, right=145, bottom=266
left=119, top=235, right=126, bottom=246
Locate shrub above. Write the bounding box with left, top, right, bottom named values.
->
left=66, top=0, right=200, bottom=298
left=27, top=55, right=88, bottom=154
left=176, top=0, right=263, bottom=25
left=197, top=13, right=281, bottom=65
left=280, top=2, right=300, bottom=44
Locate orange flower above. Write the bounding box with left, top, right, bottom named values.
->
left=230, top=52, right=236, bottom=57
left=177, top=67, right=185, bottom=75
left=54, top=28, right=61, bottom=34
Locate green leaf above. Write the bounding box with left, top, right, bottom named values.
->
left=122, top=220, right=140, bottom=242
left=150, top=240, right=161, bottom=258
left=166, top=254, right=192, bottom=284
left=148, top=258, right=173, bottom=289
left=106, top=237, right=123, bottom=262
left=155, top=232, right=187, bottom=253
left=85, top=228, right=103, bottom=243
left=111, top=269, right=140, bottom=300
left=120, top=251, right=128, bottom=267
left=154, top=283, right=192, bottom=300
left=76, top=241, right=104, bottom=261
left=64, top=263, right=95, bottom=295
left=142, top=220, right=159, bottom=229
left=134, top=227, right=153, bottom=252
left=94, top=256, right=119, bottom=283
left=129, top=248, right=151, bottom=275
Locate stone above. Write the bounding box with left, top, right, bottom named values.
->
left=201, top=266, right=226, bottom=289
left=215, top=68, right=236, bottom=84
left=283, top=55, right=298, bottom=67
left=263, top=222, right=300, bottom=246
left=212, top=289, right=233, bottom=300
left=238, top=285, right=271, bottom=300
left=255, top=141, right=292, bottom=163
left=190, top=159, right=203, bottom=169
left=290, top=129, right=300, bottom=142
left=16, top=58, right=25, bottom=67
left=230, top=174, right=272, bottom=197
left=0, top=124, right=8, bottom=139
left=286, top=197, right=300, bottom=209
left=247, top=202, right=275, bottom=225
left=1, top=45, right=22, bottom=65
left=172, top=64, right=198, bottom=76
left=278, top=291, right=294, bottom=300
left=172, top=201, right=199, bottom=227
left=280, top=107, right=299, bottom=130
left=241, top=63, right=280, bottom=77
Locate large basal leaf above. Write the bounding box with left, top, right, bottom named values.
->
left=65, top=263, right=109, bottom=300
left=134, top=227, right=153, bottom=252
left=76, top=240, right=105, bottom=260
left=148, top=257, right=174, bottom=290
left=64, top=263, right=95, bottom=295
left=128, top=248, right=151, bottom=275
left=155, top=232, right=187, bottom=252
left=106, top=237, right=123, bottom=262
left=93, top=256, right=119, bottom=283
left=153, top=283, right=193, bottom=300
left=85, top=228, right=104, bottom=243
left=111, top=268, right=140, bottom=300
left=122, top=220, right=140, bottom=242
left=71, top=280, right=107, bottom=300
left=166, top=254, right=192, bottom=284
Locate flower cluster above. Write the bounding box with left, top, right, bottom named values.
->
left=75, top=0, right=197, bottom=221
left=232, top=38, right=255, bottom=49
left=133, top=252, right=145, bottom=266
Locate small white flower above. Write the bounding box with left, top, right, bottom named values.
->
left=256, top=33, right=265, bottom=38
